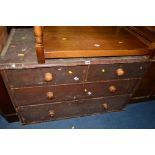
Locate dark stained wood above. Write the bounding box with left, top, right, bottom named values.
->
left=12, top=83, right=85, bottom=106
left=117, top=27, right=155, bottom=103
left=128, top=27, right=155, bottom=102
left=83, top=79, right=140, bottom=99
left=87, top=62, right=149, bottom=82
left=151, top=89, right=155, bottom=97
left=2, top=113, right=18, bottom=123
left=4, top=62, right=149, bottom=88
left=131, top=62, right=155, bottom=100
left=0, top=73, right=15, bottom=114
left=5, top=65, right=87, bottom=87
left=0, top=28, right=153, bottom=124
left=128, top=26, right=155, bottom=48
left=17, top=95, right=130, bottom=124
left=0, top=73, right=18, bottom=122
left=12, top=79, right=139, bottom=106
left=145, top=27, right=155, bottom=32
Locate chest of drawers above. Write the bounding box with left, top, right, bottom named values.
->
left=1, top=61, right=149, bottom=124
left=0, top=28, right=151, bottom=124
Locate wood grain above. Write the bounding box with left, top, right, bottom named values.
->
left=34, top=26, right=45, bottom=63
left=43, top=26, right=151, bottom=59
left=18, top=95, right=130, bottom=124
left=0, top=27, right=8, bottom=53
left=12, top=79, right=139, bottom=106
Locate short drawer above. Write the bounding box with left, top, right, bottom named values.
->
left=5, top=65, right=87, bottom=87
left=17, top=95, right=130, bottom=124
left=83, top=78, right=139, bottom=99
left=87, top=62, right=149, bottom=82
left=12, top=79, right=139, bottom=106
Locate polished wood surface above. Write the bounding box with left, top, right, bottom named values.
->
left=34, top=26, right=45, bottom=63
left=33, top=26, right=152, bottom=63
left=43, top=26, right=150, bottom=58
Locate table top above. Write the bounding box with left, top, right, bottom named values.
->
left=43, top=26, right=150, bottom=58
left=0, top=28, right=150, bottom=70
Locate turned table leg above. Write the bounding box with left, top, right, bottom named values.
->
left=34, top=26, right=45, bottom=64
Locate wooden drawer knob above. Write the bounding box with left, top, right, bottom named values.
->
left=44, top=72, right=53, bottom=82
left=48, top=110, right=55, bottom=117
left=109, top=85, right=116, bottom=93
left=47, top=92, right=54, bottom=99
left=102, top=103, right=108, bottom=110
left=116, top=68, right=125, bottom=76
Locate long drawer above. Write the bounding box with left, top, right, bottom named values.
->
left=17, top=95, right=130, bottom=124
left=12, top=79, right=139, bottom=106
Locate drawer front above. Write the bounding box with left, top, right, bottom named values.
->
left=87, top=62, right=149, bottom=82
left=83, top=79, right=139, bottom=99
left=5, top=66, right=87, bottom=87
left=12, top=79, right=139, bottom=106
left=18, top=95, right=130, bottom=124
left=13, top=84, right=85, bottom=106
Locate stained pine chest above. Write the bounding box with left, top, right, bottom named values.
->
left=0, top=28, right=151, bottom=124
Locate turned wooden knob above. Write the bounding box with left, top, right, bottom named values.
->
left=116, top=68, right=125, bottom=76
left=102, top=103, right=108, bottom=110
left=44, top=72, right=53, bottom=82
left=109, top=85, right=116, bottom=93
left=47, top=92, right=54, bottom=99
left=48, top=110, right=55, bottom=117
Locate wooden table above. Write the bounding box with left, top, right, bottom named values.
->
left=34, top=26, right=152, bottom=63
